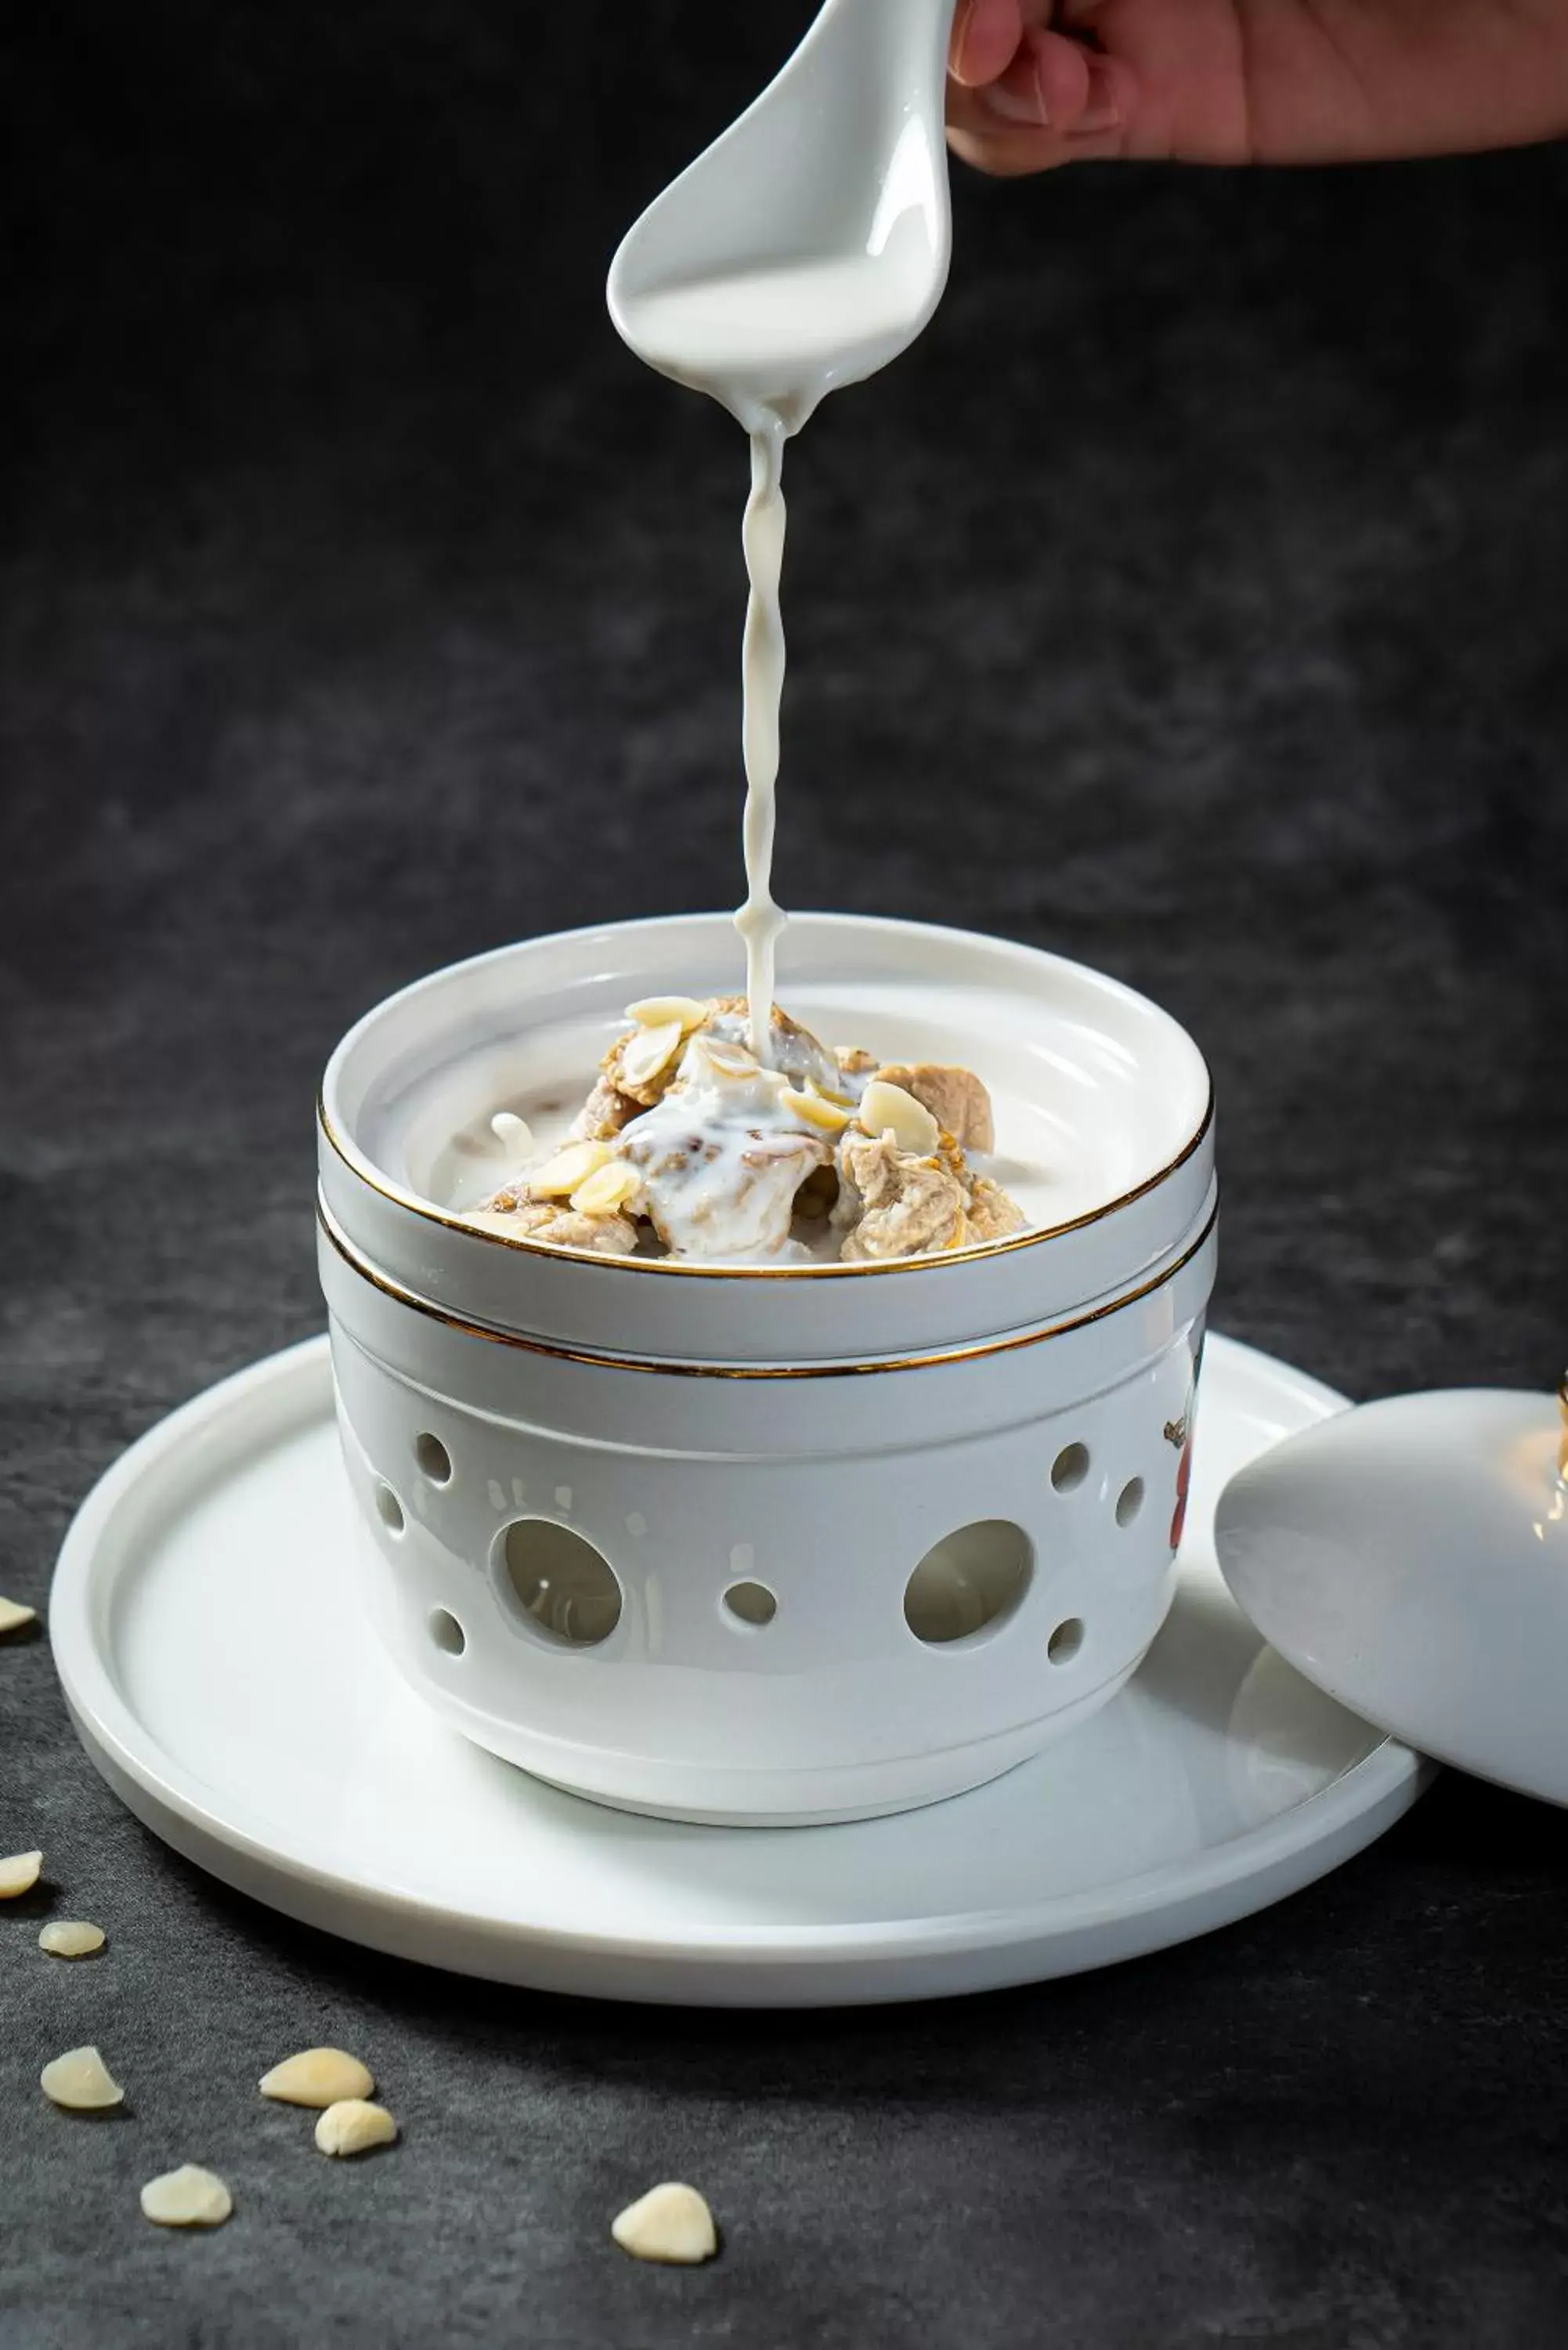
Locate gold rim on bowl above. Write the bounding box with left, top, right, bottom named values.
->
left=319, top=1197, right=1219, bottom=1379
left=316, top=1087, right=1215, bottom=1283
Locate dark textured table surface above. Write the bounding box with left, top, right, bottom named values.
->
left=3, top=5, right=1566, bottom=2344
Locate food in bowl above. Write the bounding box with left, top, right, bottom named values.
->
left=463, top=992, right=1025, bottom=1266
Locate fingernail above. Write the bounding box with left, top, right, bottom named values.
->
left=1076, top=58, right=1120, bottom=133
left=981, top=59, right=1049, bottom=127
left=951, top=0, right=979, bottom=79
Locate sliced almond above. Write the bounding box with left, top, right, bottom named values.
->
left=140, top=2164, right=232, bottom=2227
left=625, top=995, right=707, bottom=1034
left=39, top=1919, right=105, bottom=1959
left=258, top=2048, right=374, bottom=2108
left=857, top=1079, right=940, bottom=1159
left=0, top=1596, right=37, bottom=1636
left=780, top=1086, right=851, bottom=1135
left=315, top=2099, right=399, bottom=2157
left=611, top=2181, right=718, bottom=2265
left=41, top=2045, right=123, bottom=2110
left=695, top=1036, right=761, bottom=1080
left=569, top=1161, right=641, bottom=1217
left=620, top=1020, right=685, bottom=1091
left=528, top=1141, right=612, bottom=1199
left=0, top=1849, right=42, bottom=1898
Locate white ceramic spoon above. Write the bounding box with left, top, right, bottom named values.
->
left=1215, top=1386, right=1568, bottom=1806
left=606, top=0, right=959, bottom=434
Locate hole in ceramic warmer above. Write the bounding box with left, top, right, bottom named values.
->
left=1051, top=1442, right=1090, bottom=1494
left=904, top=1521, right=1032, bottom=1647
left=723, top=1581, right=777, bottom=1627
left=428, top=1607, right=466, bottom=1655
left=498, top=1520, right=622, bottom=1647
left=1053, top=1438, right=1090, bottom=1495
left=415, top=1432, right=453, bottom=1486
left=1115, top=1477, right=1145, bottom=1528
left=1047, top=1616, right=1085, bottom=1665
left=374, top=1483, right=405, bottom=1535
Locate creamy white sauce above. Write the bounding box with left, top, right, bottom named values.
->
left=489, top=1109, right=535, bottom=1166
left=611, top=245, right=939, bottom=437
left=617, top=1030, right=829, bottom=1263
left=704, top=1006, right=838, bottom=1096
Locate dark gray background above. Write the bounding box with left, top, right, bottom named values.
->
left=3, top=3, right=1566, bottom=2343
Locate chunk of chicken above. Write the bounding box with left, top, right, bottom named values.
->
left=569, top=1073, right=641, bottom=1144
left=592, top=1030, right=681, bottom=1115
left=871, top=1063, right=995, bottom=1155
left=464, top=1200, right=638, bottom=1256
left=965, top=1174, right=1028, bottom=1243
left=833, top=1130, right=969, bottom=1263
left=833, top=1046, right=878, bottom=1097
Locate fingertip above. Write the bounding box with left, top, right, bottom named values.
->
left=1071, top=53, right=1129, bottom=137
left=970, top=27, right=1098, bottom=132
left=948, top=0, right=1024, bottom=89
left=1028, top=30, right=1093, bottom=128
left=974, top=38, right=1050, bottom=127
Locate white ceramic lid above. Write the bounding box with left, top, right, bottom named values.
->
left=1215, top=1386, right=1568, bottom=1806
left=318, top=913, right=1214, bottom=1365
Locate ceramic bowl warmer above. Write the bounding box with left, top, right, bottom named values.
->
left=318, top=914, right=1216, bottom=1826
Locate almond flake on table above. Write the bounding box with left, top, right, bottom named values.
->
left=41, top=2045, right=123, bottom=2110
left=611, top=2181, right=719, bottom=2265
left=0, top=1849, right=43, bottom=1898
left=258, top=2048, right=374, bottom=2107
left=140, top=2164, right=233, bottom=2227
left=315, top=2099, right=399, bottom=2157
left=38, top=1919, right=106, bottom=1958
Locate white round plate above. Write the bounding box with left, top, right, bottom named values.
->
left=51, top=1334, right=1429, bottom=2008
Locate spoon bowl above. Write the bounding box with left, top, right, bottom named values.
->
left=607, top=0, right=959, bottom=432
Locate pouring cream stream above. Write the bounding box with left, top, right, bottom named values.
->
left=605, top=0, right=957, bottom=1061
left=735, top=419, right=787, bottom=1060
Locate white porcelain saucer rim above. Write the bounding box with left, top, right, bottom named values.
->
left=50, top=1334, right=1426, bottom=1979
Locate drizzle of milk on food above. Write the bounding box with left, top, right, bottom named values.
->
left=705, top=1005, right=839, bottom=1097
left=615, top=239, right=938, bottom=1065
left=618, top=1031, right=829, bottom=1263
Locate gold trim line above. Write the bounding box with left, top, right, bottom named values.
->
left=317, top=1200, right=1219, bottom=1380
left=316, top=1086, right=1214, bottom=1282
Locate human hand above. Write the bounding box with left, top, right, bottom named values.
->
left=947, top=0, right=1568, bottom=172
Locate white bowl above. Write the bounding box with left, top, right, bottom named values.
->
left=318, top=913, right=1216, bottom=1824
